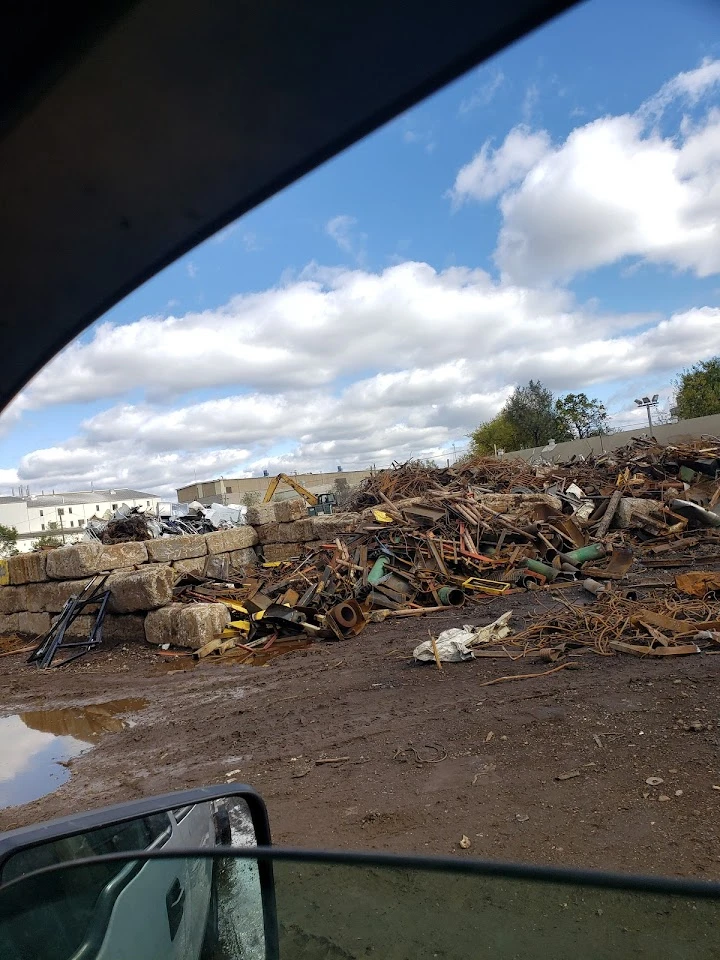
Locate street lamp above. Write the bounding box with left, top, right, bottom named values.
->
left=634, top=394, right=659, bottom=431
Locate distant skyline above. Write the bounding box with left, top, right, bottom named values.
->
left=1, top=0, right=719, bottom=498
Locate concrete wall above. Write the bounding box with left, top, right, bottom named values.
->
left=505, top=414, right=720, bottom=463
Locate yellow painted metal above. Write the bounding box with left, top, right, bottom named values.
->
left=262, top=472, right=319, bottom=505
left=461, top=577, right=510, bottom=596
left=371, top=509, right=394, bottom=523
left=0, top=559, right=8, bottom=586
left=217, top=599, right=249, bottom=614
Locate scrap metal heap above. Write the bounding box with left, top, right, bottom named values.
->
left=171, top=436, right=720, bottom=665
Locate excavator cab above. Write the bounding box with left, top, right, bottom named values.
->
left=307, top=493, right=336, bottom=517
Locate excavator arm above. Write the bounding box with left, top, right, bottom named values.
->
left=262, top=473, right=319, bottom=506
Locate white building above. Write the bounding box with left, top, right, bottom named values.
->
left=0, top=489, right=161, bottom=553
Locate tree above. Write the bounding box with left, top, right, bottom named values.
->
left=0, top=523, right=19, bottom=558
left=555, top=392, right=610, bottom=438
left=34, top=534, right=63, bottom=551
left=469, top=411, right=522, bottom=456
left=674, top=358, right=720, bottom=420
left=503, top=380, right=572, bottom=448
left=241, top=491, right=260, bottom=507
left=332, top=476, right=351, bottom=507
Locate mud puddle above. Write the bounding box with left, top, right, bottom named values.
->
left=0, top=698, right=147, bottom=809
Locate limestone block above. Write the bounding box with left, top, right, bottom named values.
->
left=145, top=603, right=230, bottom=649
left=173, top=557, right=207, bottom=577
left=309, top=513, right=360, bottom=541
left=477, top=494, right=563, bottom=520
left=246, top=503, right=277, bottom=526
left=146, top=535, right=207, bottom=563
left=29, top=579, right=92, bottom=614
left=205, top=526, right=259, bottom=555
left=55, top=614, right=146, bottom=643
left=46, top=541, right=148, bottom=579
left=0, top=585, right=27, bottom=615
left=107, top=565, right=176, bottom=613
left=227, top=548, right=258, bottom=569
left=274, top=499, right=308, bottom=523
left=0, top=614, right=19, bottom=634
left=8, top=552, right=47, bottom=584
left=613, top=498, right=661, bottom=530
left=278, top=519, right=315, bottom=543
left=262, top=542, right=305, bottom=562
left=255, top=522, right=280, bottom=544
left=17, top=611, right=51, bottom=636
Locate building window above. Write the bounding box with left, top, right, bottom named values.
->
left=41, top=524, right=45, bottom=531
left=78, top=519, right=84, bottom=527
left=112, top=503, right=118, bottom=510
left=58, top=508, right=64, bottom=516
left=39, top=510, right=43, bottom=517
left=147, top=501, right=151, bottom=507
left=68, top=507, right=73, bottom=514
left=226, top=486, right=232, bottom=494
left=95, top=505, right=100, bottom=512
left=70, top=521, right=74, bottom=527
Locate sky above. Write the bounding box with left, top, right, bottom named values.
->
left=2, top=0, right=720, bottom=499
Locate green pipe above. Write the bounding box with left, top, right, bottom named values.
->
left=438, top=586, right=465, bottom=606
left=560, top=544, right=607, bottom=566
left=522, top=558, right=559, bottom=581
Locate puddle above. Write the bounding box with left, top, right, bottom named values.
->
left=0, top=698, right=147, bottom=809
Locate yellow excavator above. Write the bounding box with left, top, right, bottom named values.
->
left=262, top=473, right=336, bottom=514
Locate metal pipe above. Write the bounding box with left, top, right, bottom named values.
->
left=522, top=558, right=559, bottom=581
left=438, top=586, right=465, bottom=606
left=559, top=543, right=607, bottom=566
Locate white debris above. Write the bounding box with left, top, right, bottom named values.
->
left=413, top=611, right=513, bottom=663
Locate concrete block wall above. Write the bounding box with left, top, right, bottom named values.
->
left=504, top=413, right=720, bottom=464
left=0, top=505, right=362, bottom=650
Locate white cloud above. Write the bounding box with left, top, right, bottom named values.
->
left=241, top=232, right=262, bottom=252
left=449, top=127, right=551, bottom=206
left=186, top=261, right=198, bottom=279
left=521, top=83, right=539, bottom=124
left=3, top=258, right=719, bottom=496
left=640, top=56, right=720, bottom=121
left=458, top=69, right=505, bottom=115
left=450, top=58, right=720, bottom=283
left=325, top=215, right=357, bottom=253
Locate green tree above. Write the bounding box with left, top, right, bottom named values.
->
left=0, top=523, right=19, bottom=557
left=555, top=392, right=610, bottom=438
left=241, top=491, right=260, bottom=507
left=674, top=358, right=720, bottom=420
left=503, top=380, right=572, bottom=448
left=469, top=411, right=522, bottom=456
left=34, top=534, right=63, bottom=551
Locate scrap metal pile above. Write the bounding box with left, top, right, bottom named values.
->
left=172, top=437, right=720, bottom=664
left=85, top=503, right=246, bottom=544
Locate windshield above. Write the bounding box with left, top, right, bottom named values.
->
left=1, top=851, right=719, bottom=960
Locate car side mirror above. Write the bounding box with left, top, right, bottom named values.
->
left=0, top=784, right=277, bottom=960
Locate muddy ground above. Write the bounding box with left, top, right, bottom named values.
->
left=1, top=589, right=720, bottom=880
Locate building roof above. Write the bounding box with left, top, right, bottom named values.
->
left=23, top=489, right=159, bottom=508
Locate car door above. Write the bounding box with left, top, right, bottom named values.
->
left=168, top=803, right=216, bottom=959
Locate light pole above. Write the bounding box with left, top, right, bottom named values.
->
left=634, top=394, right=659, bottom=431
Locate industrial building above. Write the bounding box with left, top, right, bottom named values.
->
left=0, top=489, right=161, bottom=553
left=177, top=469, right=372, bottom=506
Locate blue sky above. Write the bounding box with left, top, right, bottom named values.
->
left=2, top=0, right=720, bottom=497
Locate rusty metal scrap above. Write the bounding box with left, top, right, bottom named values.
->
left=165, top=438, right=720, bottom=659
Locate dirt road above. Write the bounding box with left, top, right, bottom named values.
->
left=1, top=595, right=719, bottom=880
